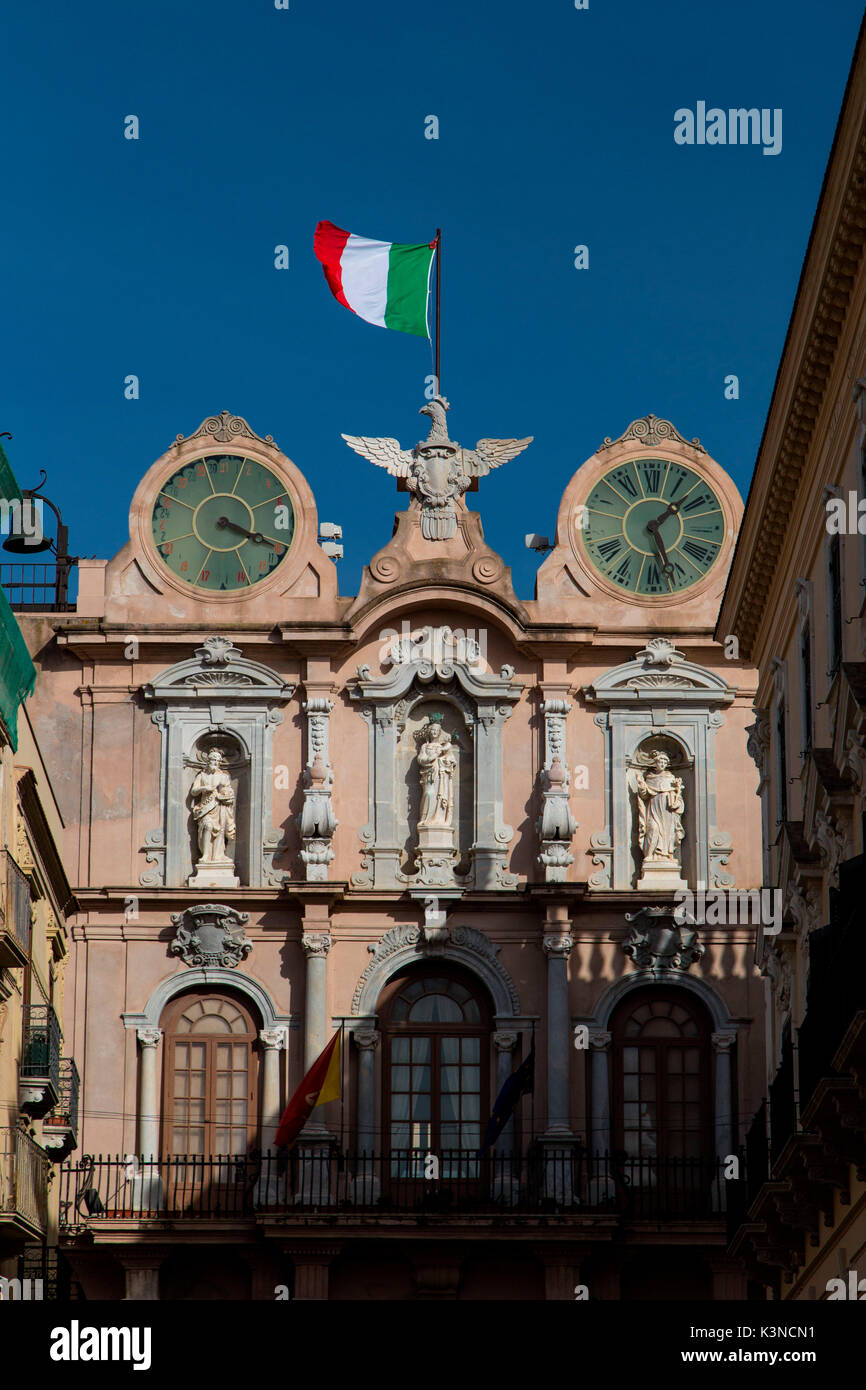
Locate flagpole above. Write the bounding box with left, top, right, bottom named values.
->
left=434, top=228, right=442, bottom=393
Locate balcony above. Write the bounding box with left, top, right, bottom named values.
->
left=59, top=1150, right=732, bottom=1227
left=0, top=852, right=31, bottom=968
left=0, top=1128, right=49, bottom=1241
left=43, top=1059, right=80, bottom=1161
left=19, top=1004, right=61, bottom=1118
left=0, top=560, right=76, bottom=612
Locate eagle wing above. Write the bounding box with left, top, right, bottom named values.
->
left=341, top=434, right=414, bottom=476
left=466, top=436, right=534, bottom=476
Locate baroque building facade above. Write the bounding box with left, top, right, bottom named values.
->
left=0, top=446, right=77, bottom=1301
left=13, top=398, right=766, bottom=1301
left=721, top=19, right=866, bottom=1302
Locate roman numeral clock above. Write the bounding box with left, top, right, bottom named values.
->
left=125, top=410, right=336, bottom=617
left=582, top=458, right=724, bottom=596
left=548, top=416, right=743, bottom=619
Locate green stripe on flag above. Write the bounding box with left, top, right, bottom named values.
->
left=0, top=442, right=24, bottom=506
left=385, top=242, right=434, bottom=337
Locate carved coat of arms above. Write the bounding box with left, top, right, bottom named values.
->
left=342, top=395, right=532, bottom=540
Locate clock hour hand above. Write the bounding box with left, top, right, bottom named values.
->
left=646, top=517, right=675, bottom=577
left=646, top=502, right=679, bottom=577
left=216, top=516, right=273, bottom=546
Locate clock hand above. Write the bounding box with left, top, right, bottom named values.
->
left=646, top=501, right=680, bottom=577
left=216, top=516, right=273, bottom=546
left=646, top=500, right=680, bottom=531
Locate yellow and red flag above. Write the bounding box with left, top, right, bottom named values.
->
left=275, top=1029, right=341, bottom=1149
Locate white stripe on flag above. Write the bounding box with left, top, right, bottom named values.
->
left=339, top=234, right=390, bottom=328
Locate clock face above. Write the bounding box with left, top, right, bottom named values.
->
left=580, top=458, right=725, bottom=595
left=151, top=454, right=295, bottom=592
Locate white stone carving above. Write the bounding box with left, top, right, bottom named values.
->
left=628, top=749, right=687, bottom=891
left=188, top=748, right=239, bottom=888
left=298, top=698, right=337, bottom=882
left=844, top=729, right=866, bottom=791
left=537, top=700, right=578, bottom=884
left=622, top=907, right=703, bottom=972
left=341, top=395, right=532, bottom=542
left=813, top=807, right=847, bottom=887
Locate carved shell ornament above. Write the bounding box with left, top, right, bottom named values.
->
left=341, top=395, right=532, bottom=541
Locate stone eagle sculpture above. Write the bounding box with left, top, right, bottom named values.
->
left=341, top=395, right=532, bottom=540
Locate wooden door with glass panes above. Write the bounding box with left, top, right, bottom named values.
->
left=161, top=993, right=258, bottom=1213
left=611, top=992, right=712, bottom=1211
left=382, top=970, right=489, bottom=1193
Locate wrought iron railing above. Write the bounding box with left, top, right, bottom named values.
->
left=0, top=561, right=76, bottom=612
left=20, top=1004, right=61, bottom=1090
left=45, top=1059, right=80, bottom=1136
left=4, top=852, right=31, bottom=957
left=59, top=1150, right=732, bottom=1224
left=0, top=1129, right=49, bottom=1235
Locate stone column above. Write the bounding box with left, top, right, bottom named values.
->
left=542, top=932, right=574, bottom=1137
left=492, top=1030, right=519, bottom=1203
left=136, top=1028, right=162, bottom=1158
left=260, top=1027, right=288, bottom=1152
left=587, top=1030, right=613, bottom=1203
left=542, top=923, right=576, bottom=1202
left=354, top=1028, right=380, bottom=1154
left=300, top=931, right=332, bottom=1142
left=712, top=1031, right=737, bottom=1212
left=353, top=1027, right=380, bottom=1202
left=287, top=1245, right=341, bottom=1301
left=120, top=1252, right=163, bottom=1301
left=133, top=1029, right=165, bottom=1212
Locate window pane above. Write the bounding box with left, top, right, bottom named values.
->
left=391, top=1038, right=410, bottom=1062
left=462, top=1038, right=480, bottom=1062
left=441, top=1037, right=460, bottom=1062
left=441, top=1093, right=459, bottom=1122
left=391, top=1066, right=411, bottom=1090
left=462, top=1066, right=480, bottom=1091
left=412, top=1066, right=431, bottom=1092
left=411, top=1037, right=431, bottom=1063
left=411, top=1094, right=431, bottom=1122
left=408, top=995, right=463, bottom=1023
left=461, top=1095, right=479, bottom=1121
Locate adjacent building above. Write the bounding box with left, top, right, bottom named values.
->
left=720, top=17, right=866, bottom=1301
left=0, top=446, right=77, bottom=1300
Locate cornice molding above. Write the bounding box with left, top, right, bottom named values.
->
left=721, top=82, right=866, bottom=659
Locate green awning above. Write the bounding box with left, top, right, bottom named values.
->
left=0, top=440, right=24, bottom=505
left=0, top=446, right=36, bottom=749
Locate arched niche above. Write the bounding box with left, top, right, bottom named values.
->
left=398, top=696, right=474, bottom=879
left=349, top=655, right=523, bottom=891
left=140, top=636, right=295, bottom=888
left=627, top=731, right=695, bottom=888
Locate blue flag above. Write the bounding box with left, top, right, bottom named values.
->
left=478, top=1041, right=535, bottom=1155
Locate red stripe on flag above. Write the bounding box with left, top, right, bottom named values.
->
left=275, top=1029, right=340, bottom=1150
left=314, top=220, right=353, bottom=312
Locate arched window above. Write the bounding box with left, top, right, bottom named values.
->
left=380, top=969, right=490, bottom=1177
left=161, top=992, right=258, bottom=1156
left=611, top=991, right=711, bottom=1161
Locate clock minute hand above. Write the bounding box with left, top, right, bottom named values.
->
left=216, top=516, right=271, bottom=546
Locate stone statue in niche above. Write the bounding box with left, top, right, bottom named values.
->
left=412, top=714, right=460, bottom=886
left=188, top=748, right=240, bottom=889
left=417, top=719, right=458, bottom=828
left=628, top=748, right=687, bottom=891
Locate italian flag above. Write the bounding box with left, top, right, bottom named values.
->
left=274, top=1028, right=341, bottom=1149
left=314, top=221, right=435, bottom=337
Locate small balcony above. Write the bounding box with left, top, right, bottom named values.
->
left=19, top=1004, right=61, bottom=1118
left=59, top=1150, right=733, bottom=1226
left=0, top=852, right=31, bottom=969
left=43, top=1059, right=80, bottom=1161
left=0, top=1128, right=49, bottom=1241
left=0, top=560, right=76, bottom=613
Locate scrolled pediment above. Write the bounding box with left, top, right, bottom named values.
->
left=142, top=636, right=295, bottom=703
left=585, top=639, right=735, bottom=706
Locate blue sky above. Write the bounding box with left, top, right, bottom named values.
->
left=2, top=0, right=863, bottom=598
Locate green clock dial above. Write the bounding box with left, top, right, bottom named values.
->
left=151, top=454, right=295, bottom=591
left=580, top=458, right=725, bottom=595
